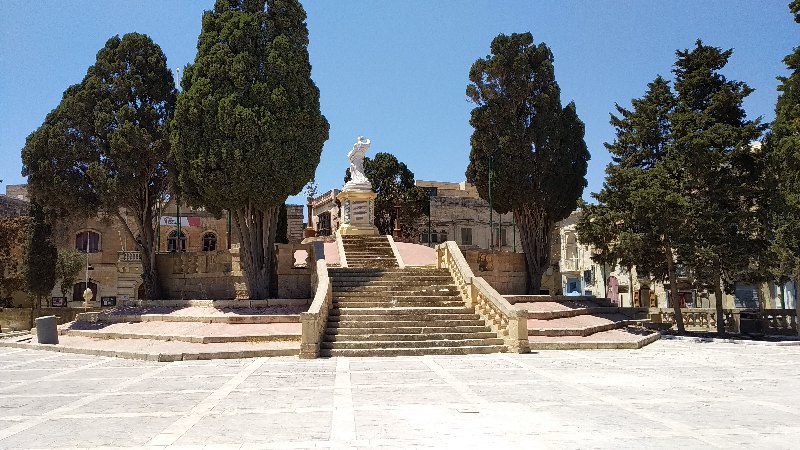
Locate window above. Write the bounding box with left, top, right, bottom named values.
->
left=76, top=231, right=100, bottom=253
left=439, top=231, right=448, bottom=243
left=429, top=232, right=438, bottom=244
left=461, top=227, right=473, bottom=246
left=202, top=232, right=217, bottom=252
left=167, top=230, right=187, bottom=252
left=317, top=212, right=332, bottom=236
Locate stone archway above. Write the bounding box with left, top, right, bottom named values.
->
left=72, top=281, right=98, bottom=304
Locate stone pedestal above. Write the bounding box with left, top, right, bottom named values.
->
left=337, top=189, right=378, bottom=236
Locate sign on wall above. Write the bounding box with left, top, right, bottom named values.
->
left=160, top=216, right=203, bottom=227
left=51, top=297, right=67, bottom=307
left=100, top=296, right=117, bottom=307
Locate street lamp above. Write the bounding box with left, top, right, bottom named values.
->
left=304, top=181, right=317, bottom=238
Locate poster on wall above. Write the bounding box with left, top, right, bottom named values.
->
left=51, top=297, right=67, bottom=307
left=100, top=296, right=117, bottom=307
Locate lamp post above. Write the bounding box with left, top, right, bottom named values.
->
left=393, top=203, right=402, bottom=240
left=83, top=230, right=93, bottom=308
left=488, top=155, right=493, bottom=250
left=304, top=181, right=317, bottom=238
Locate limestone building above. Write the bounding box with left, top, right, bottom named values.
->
left=2, top=185, right=304, bottom=307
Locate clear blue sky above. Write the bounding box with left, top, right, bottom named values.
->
left=0, top=1, right=796, bottom=208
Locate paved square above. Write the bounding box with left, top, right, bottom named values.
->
left=0, top=340, right=798, bottom=449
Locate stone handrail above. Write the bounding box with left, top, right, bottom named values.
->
left=300, top=242, right=331, bottom=358
left=436, top=241, right=529, bottom=353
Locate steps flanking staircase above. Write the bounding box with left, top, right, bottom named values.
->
left=340, top=235, right=398, bottom=269
left=508, top=296, right=660, bottom=350
left=322, top=246, right=507, bottom=356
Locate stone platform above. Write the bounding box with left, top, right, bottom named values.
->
left=509, top=296, right=660, bottom=350
left=0, top=305, right=304, bottom=361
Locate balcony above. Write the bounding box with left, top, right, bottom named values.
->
left=117, top=251, right=142, bottom=263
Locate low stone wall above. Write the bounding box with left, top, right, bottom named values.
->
left=465, top=250, right=527, bottom=295
left=157, top=250, right=244, bottom=300
left=0, top=308, right=90, bottom=331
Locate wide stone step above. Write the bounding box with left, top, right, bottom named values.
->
left=527, top=314, right=644, bottom=337
left=333, top=275, right=453, bottom=282
left=330, top=306, right=473, bottom=315
left=333, top=282, right=455, bottom=289
left=333, top=289, right=460, bottom=296
left=327, top=325, right=493, bottom=335
left=329, top=269, right=449, bottom=275
left=332, top=301, right=465, bottom=309
left=321, top=337, right=504, bottom=350
left=323, top=331, right=500, bottom=342
left=319, top=345, right=507, bottom=357
left=527, top=327, right=661, bottom=350
left=329, top=319, right=485, bottom=328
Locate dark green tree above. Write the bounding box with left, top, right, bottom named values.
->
left=345, top=152, right=429, bottom=238
left=171, top=0, right=328, bottom=299
left=577, top=77, right=688, bottom=332
left=765, top=0, right=800, bottom=319
left=0, top=217, right=30, bottom=307
left=55, top=250, right=86, bottom=298
left=25, top=202, right=57, bottom=328
left=671, top=41, right=765, bottom=333
left=21, top=33, right=176, bottom=300
left=465, top=33, right=590, bottom=293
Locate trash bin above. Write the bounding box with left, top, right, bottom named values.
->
left=35, top=315, right=59, bottom=344
left=739, top=311, right=763, bottom=335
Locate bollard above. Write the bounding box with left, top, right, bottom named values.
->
left=35, top=315, right=59, bottom=344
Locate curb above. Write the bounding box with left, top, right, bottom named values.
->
left=660, top=334, right=800, bottom=346
left=0, top=338, right=300, bottom=361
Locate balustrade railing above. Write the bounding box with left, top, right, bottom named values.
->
left=117, top=251, right=142, bottom=263
left=437, top=241, right=529, bottom=353
left=299, top=242, right=331, bottom=358
left=654, top=308, right=798, bottom=335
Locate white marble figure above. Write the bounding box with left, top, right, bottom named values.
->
left=344, top=136, right=372, bottom=191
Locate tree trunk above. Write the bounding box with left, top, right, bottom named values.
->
left=118, top=210, right=162, bottom=300
left=664, top=246, right=685, bottom=334
left=713, top=269, right=725, bottom=335
left=514, top=204, right=553, bottom=295
left=233, top=203, right=279, bottom=300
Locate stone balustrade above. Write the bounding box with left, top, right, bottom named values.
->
left=117, top=251, right=142, bottom=263
left=300, top=242, right=330, bottom=358
left=654, top=308, right=798, bottom=335
left=437, top=241, right=529, bottom=353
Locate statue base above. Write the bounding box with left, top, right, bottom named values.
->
left=337, top=189, right=378, bottom=236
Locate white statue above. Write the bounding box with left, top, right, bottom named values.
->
left=344, top=136, right=372, bottom=190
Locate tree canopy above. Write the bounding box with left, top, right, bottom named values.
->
left=25, top=202, right=57, bottom=302
left=345, top=152, right=429, bottom=238
left=465, top=32, right=590, bottom=293
left=171, top=0, right=328, bottom=298
left=21, top=32, right=176, bottom=300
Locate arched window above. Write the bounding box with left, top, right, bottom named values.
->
left=202, top=232, right=217, bottom=252
left=167, top=230, right=187, bottom=252
left=76, top=230, right=101, bottom=253
left=72, top=281, right=98, bottom=303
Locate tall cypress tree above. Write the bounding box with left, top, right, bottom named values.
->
left=25, top=202, right=57, bottom=326
left=21, top=33, right=175, bottom=300
left=465, top=33, right=590, bottom=293
left=766, top=1, right=800, bottom=321
left=577, top=76, right=688, bottom=332
left=671, top=41, right=765, bottom=333
left=171, top=0, right=328, bottom=299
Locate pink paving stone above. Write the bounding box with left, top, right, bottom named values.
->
left=67, top=321, right=301, bottom=338
left=323, top=241, right=340, bottom=265
left=527, top=314, right=629, bottom=330
left=395, top=242, right=437, bottom=266
left=103, top=305, right=306, bottom=317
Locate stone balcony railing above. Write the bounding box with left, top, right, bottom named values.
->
left=117, top=251, right=142, bottom=263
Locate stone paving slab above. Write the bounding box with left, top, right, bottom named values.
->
left=1, top=341, right=799, bottom=449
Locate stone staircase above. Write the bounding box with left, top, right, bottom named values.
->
left=340, top=235, right=398, bottom=268
left=321, top=267, right=506, bottom=356
left=507, top=296, right=660, bottom=350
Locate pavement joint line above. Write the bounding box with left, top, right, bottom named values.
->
left=0, top=357, right=111, bottom=394
left=496, top=353, right=726, bottom=449
left=422, top=356, right=488, bottom=408
left=329, top=357, right=356, bottom=444
left=0, top=353, right=62, bottom=370
left=750, top=400, right=800, bottom=417
left=0, top=360, right=178, bottom=443
left=145, top=357, right=267, bottom=447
